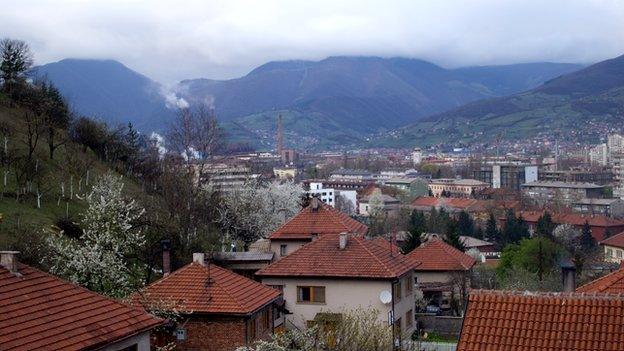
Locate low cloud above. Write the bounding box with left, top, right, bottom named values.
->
left=1, top=0, right=623, bottom=83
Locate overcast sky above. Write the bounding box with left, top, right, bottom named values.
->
left=1, top=0, right=623, bottom=83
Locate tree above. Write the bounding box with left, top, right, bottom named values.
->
left=41, top=82, right=70, bottom=159
left=580, top=221, right=596, bottom=251
left=497, top=237, right=562, bottom=282
left=457, top=210, right=475, bottom=237
left=0, top=38, right=33, bottom=88
left=484, top=213, right=500, bottom=243
left=218, top=180, right=303, bottom=248
left=402, top=210, right=425, bottom=253
left=535, top=212, right=555, bottom=239
left=501, top=210, right=529, bottom=245
left=335, top=193, right=355, bottom=215
left=47, top=173, right=146, bottom=298
left=444, top=219, right=466, bottom=251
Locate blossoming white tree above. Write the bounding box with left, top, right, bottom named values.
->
left=217, top=179, right=303, bottom=248
left=48, top=173, right=146, bottom=298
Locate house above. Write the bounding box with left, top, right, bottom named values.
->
left=211, top=251, right=274, bottom=279
left=268, top=198, right=368, bottom=259
left=406, top=239, right=476, bottom=311
left=256, top=233, right=417, bottom=345
left=273, top=167, right=297, bottom=180
left=0, top=251, right=163, bottom=351
left=599, top=231, right=624, bottom=263
left=306, top=181, right=357, bottom=213
left=459, top=236, right=497, bottom=256
left=510, top=211, right=624, bottom=241
left=428, top=178, right=488, bottom=198
left=411, top=197, right=520, bottom=222
left=457, top=290, right=624, bottom=351
left=358, top=193, right=401, bottom=216
left=134, top=254, right=282, bottom=351
left=576, top=264, right=624, bottom=293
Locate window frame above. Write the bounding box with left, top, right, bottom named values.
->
left=297, top=286, right=326, bottom=304
left=279, top=244, right=287, bottom=256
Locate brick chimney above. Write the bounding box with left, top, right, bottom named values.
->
left=161, top=239, right=171, bottom=276
left=339, top=233, right=348, bottom=250
left=0, top=251, right=20, bottom=274
left=193, top=253, right=206, bottom=266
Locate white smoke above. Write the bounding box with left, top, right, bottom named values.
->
left=149, top=132, right=167, bottom=156
left=164, top=91, right=189, bottom=109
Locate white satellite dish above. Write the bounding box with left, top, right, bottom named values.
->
left=380, top=290, right=392, bottom=304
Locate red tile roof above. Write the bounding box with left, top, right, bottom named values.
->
left=601, top=231, right=624, bottom=249
left=269, top=201, right=368, bottom=240
left=407, top=239, right=476, bottom=271
left=516, top=210, right=624, bottom=227
left=576, top=267, right=624, bottom=294
left=134, top=262, right=280, bottom=315
left=0, top=263, right=163, bottom=351
left=257, top=234, right=414, bottom=279
left=411, top=197, right=487, bottom=212
left=458, top=290, right=624, bottom=351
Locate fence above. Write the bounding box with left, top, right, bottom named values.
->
left=406, top=341, right=458, bottom=351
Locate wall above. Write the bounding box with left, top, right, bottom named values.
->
left=415, top=271, right=454, bottom=284
left=100, top=331, right=151, bottom=351
left=261, top=272, right=416, bottom=339
left=270, top=240, right=309, bottom=260
left=415, top=314, right=463, bottom=338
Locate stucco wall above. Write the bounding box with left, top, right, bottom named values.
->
left=270, top=240, right=309, bottom=260
left=415, top=271, right=454, bottom=284
left=261, top=272, right=415, bottom=338
left=99, top=331, right=151, bottom=351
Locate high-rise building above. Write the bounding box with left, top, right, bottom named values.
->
left=412, top=147, right=422, bottom=165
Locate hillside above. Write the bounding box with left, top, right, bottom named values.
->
left=180, top=57, right=581, bottom=148
left=35, top=57, right=580, bottom=149
left=33, top=59, right=174, bottom=131
left=387, top=54, right=624, bottom=147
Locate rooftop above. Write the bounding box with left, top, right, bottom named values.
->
left=407, top=239, right=476, bottom=271
left=576, top=267, right=624, bottom=294
left=460, top=235, right=494, bottom=248
left=0, top=262, right=163, bottom=351
left=600, top=231, right=624, bottom=249
left=573, top=198, right=623, bottom=205
left=269, top=200, right=368, bottom=240
left=515, top=211, right=624, bottom=228
left=257, top=234, right=414, bottom=279
left=458, top=290, right=624, bottom=351
left=134, top=262, right=280, bottom=315
left=211, top=251, right=274, bottom=262
left=429, top=178, right=488, bottom=186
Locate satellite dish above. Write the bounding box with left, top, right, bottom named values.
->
left=380, top=290, right=392, bottom=304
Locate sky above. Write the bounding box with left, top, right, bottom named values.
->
left=1, top=0, right=624, bottom=83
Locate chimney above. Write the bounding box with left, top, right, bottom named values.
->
left=339, top=233, right=348, bottom=250
left=0, top=251, right=20, bottom=274
left=561, top=261, right=577, bottom=292
left=161, top=240, right=171, bottom=276
left=193, top=253, right=206, bottom=266
left=311, top=197, right=321, bottom=212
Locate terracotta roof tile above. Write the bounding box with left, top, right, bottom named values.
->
left=134, top=263, right=280, bottom=315
left=269, top=201, right=368, bottom=240
left=0, top=263, right=163, bottom=351
left=516, top=210, right=624, bottom=227
left=257, top=234, right=413, bottom=279
left=407, top=239, right=476, bottom=271
left=576, top=267, right=624, bottom=294
left=601, top=231, right=624, bottom=249
left=458, top=290, right=624, bottom=351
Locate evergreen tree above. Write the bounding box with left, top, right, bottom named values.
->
left=535, top=212, right=555, bottom=238
left=474, top=226, right=484, bottom=239
left=444, top=219, right=466, bottom=251
left=403, top=211, right=425, bottom=254
left=485, top=213, right=500, bottom=243
left=580, top=221, right=597, bottom=251
left=457, top=210, right=476, bottom=237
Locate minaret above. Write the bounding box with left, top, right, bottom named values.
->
left=276, top=114, right=284, bottom=156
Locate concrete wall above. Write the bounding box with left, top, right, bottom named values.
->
left=415, top=271, right=454, bottom=284
left=416, top=314, right=463, bottom=338
left=100, top=331, right=151, bottom=351
left=261, top=272, right=416, bottom=338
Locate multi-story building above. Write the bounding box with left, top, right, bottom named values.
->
left=521, top=181, right=605, bottom=207
left=473, top=164, right=538, bottom=191
left=273, top=166, right=297, bottom=180
left=428, top=178, right=489, bottom=198
left=539, top=169, right=614, bottom=185
left=199, top=163, right=259, bottom=192
left=306, top=181, right=357, bottom=212
left=572, top=198, right=624, bottom=218
left=412, top=148, right=423, bottom=165
left=330, top=168, right=374, bottom=181
left=589, top=143, right=608, bottom=166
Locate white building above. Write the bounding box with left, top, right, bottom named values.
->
left=589, top=144, right=608, bottom=166
left=307, top=182, right=357, bottom=214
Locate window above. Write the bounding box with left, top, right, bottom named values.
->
left=280, top=245, right=287, bottom=256
left=618, top=250, right=623, bottom=259
left=607, top=248, right=614, bottom=257
left=297, top=286, right=326, bottom=303
left=394, top=317, right=402, bottom=334
left=394, top=281, right=402, bottom=301
left=406, top=310, right=413, bottom=328
left=405, top=276, right=413, bottom=295
left=247, top=317, right=257, bottom=340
